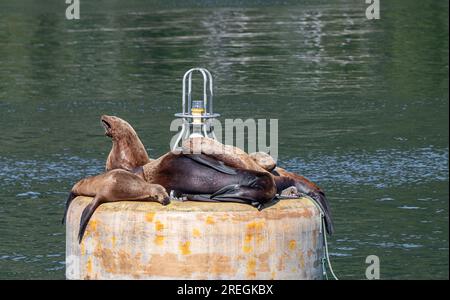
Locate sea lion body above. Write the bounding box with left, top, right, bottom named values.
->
left=63, top=169, right=169, bottom=242
left=140, top=152, right=277, bottom=203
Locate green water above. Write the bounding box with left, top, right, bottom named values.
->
left=0, top=0, right=448, bottom=279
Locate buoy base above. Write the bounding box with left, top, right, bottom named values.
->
left=66, top=197, right=324, bottom=280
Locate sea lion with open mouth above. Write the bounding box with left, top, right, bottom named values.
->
left=101, top=115, right=151, bottom=171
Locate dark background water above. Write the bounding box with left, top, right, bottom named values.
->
left=0, top=0, right=448, bottom=279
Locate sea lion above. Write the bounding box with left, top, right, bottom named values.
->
left=138, top=152, right=277, bottom=206
left=101, top=115, right=151, bottom=171
left=62, top=169, right=170, bottom=243
left=101, top=117, right=334, bottom=234
left=248, top=151, right=277, bottom=172
left=181, top=137, right=267, bottom=172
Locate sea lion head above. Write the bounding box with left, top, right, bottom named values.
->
left=147, top=184, right=171, bottom=206
left=101, top=115, right=150, bottom=171
left=101, top=115, right=137, bottom=140
left=249, top=152, right=277, bottom=172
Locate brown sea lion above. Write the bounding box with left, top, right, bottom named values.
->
left=181, top=137, right=267, bottom=171
left=62, top=169, right=170, bottom=243
left=101, top=115, right=151, bottom=171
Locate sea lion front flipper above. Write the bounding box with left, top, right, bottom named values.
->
left=209, top=184, right=258, bottom=202
left=184, top=194, right=221, bottom=202
left=252, top=197, right=280, bottom=211
left=210, top=184, right=240, bottom=198
left=184, top=154, right=237, bottom=175
left=78, top=196, right=105, bottom=243
left=187, top=194, right=249, bottom=204
left=62, top=192, right=77, bottom=225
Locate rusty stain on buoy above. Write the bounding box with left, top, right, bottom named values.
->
left=179, top=241, right=192, bottom=255
left=154, top=235, right=164, bottom=246
left=289, top=240, right=297, bottom=251
left=192, top=228, right=201, bottom=238
left=145, top=212, right=155, bottom=223
left=205, top=216, right=215, bottom=225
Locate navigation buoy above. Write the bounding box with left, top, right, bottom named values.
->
left=65, top=196, right=324, bottom=279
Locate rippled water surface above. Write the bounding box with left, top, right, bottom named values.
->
left=0, top=0, right=448, bottom=279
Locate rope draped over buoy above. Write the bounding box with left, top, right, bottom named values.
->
left=308, top=196, right=339, bottom=280
left=273, top=193, right=339, bottom=280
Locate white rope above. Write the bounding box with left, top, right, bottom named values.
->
left=322, top=214, right=339, bottom=280
left=306, top=196, right=339, bottom=280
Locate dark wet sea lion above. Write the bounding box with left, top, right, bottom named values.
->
left=62, top=169, right=169, bottom=242
left=101, top=115, right=151, bottom=171
left=139, top=152, right=277, bottom=206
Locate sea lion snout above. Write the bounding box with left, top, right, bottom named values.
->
left=101, top=115, right=114, bottom=137
left=161, top=196, right=170, bottom=206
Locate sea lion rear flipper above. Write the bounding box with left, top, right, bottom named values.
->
left=62, top=192, right=77, bottom=225
left=184, top=154, right=237, bottom=175
left=78, top=196, right=105, bottom=243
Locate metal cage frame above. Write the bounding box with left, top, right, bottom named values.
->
left=172, top=68, right=220, bottom=150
